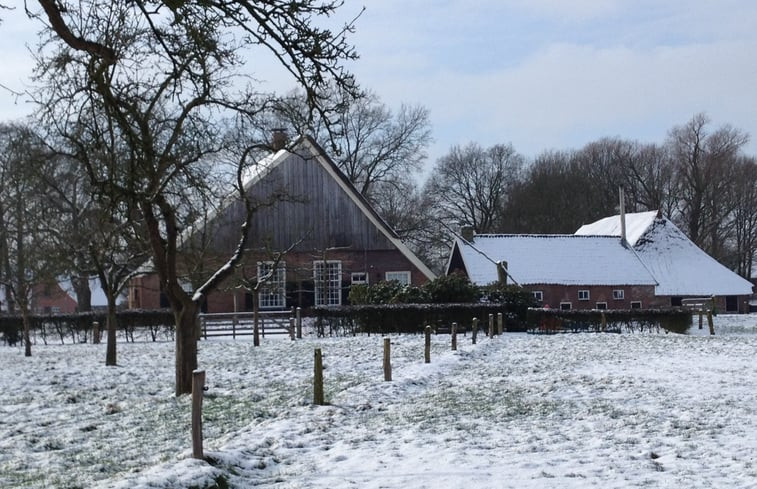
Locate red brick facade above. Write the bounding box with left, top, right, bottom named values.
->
left=128, top=249, right=428, bottom=313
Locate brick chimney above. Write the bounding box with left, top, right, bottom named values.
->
left=271, top=128, right=288, bottom=151
left=461, top=225, right=475, bottom=242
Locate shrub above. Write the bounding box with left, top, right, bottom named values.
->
left=422, top=273, right=479, bottom=303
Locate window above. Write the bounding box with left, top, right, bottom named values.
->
left=257, top=262, right=286, bottom=309
left=351, top=272, right=368, bottom=285
left=315, top=261, right=342, bottom=306
left=631, top=301, right=642, bottom=309
left=385, top=271, right=411, bottom=285
left=533, top=291, right=543, bottom=302
left=51, top=306, right=61, bottom=314
left=595, top=302, right=607, bottom=310
left=613, top=289, right=625, bottom=300
left=560, top=302, right=572, bottom=310
left=578, top=290, right=590, bottom=301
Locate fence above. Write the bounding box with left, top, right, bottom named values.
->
left=198, top=309, right=302, bottom=339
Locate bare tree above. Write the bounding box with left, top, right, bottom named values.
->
left=30, top=0, right=359, bottom=395
left=425, top=142, right=524, bottom=234
left=0, top=123, right=59, bottom=356
left=667, top=113, right=749, bottom=260
left=260, top=88, right=431, bottom=203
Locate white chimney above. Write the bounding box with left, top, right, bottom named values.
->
left=619, top=186, right=627, bottom=245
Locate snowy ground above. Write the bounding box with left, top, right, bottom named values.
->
left=1, top=316, right=757, bottom=488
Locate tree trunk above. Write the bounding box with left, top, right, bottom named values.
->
left=21, top=303, right=32, bottom=357
left=175, top=299, right=200, bottom=396
left=105, top=292, right=118, bottom=366
left=73, top=275, right=92, bottom=312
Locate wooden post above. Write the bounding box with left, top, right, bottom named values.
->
left=261, top=317, right=265, bottom=338
left=383, top=337, right=392, bottom=381
left=296, top=307, right=302, bottom=339
left=472, top=317, right=478, bottom=344
left=232, top=317, right=236, bottom=340
left=289, top=317, right=296, bottom=340
left=192, top=370, right=205, bottom=460
left=699, top=310, right=703, bottom=330
left=601, top=312, right=607, bottom=332
left=202, top=316, right=207, bottom=340
left=497, top=312, right=504, bottom=336
left=488, top=314, right=494, bottom=338
left=424, top=325, right=431, bottom=364
left=314, top=348, right=324, bottom=405
left=451, top=322, right=458, bottom=351
left=707, top=311, right=715, bottom=335
left=92, top=321, right=100, bottom=345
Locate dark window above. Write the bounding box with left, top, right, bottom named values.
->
left=631, top=301, right=642, bottom=309
left=596, top=302, right=607, bottom=310
left=726, top=296, right=738, bottom=312
left=560, top=302, right=572, bottom=310
left=671, top=297, right=683, bottom=307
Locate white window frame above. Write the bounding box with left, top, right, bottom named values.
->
left=385, top=271, right=411, bottom=285
left=533, top=290, right=543, bottom=302
left=314, top=260, right=342, bottom=306
left=560, top=302, right=572, bottom=311
left=613, top=289, right=625, bottom=300
left=257, top=261, right=286, bottom=309
left=351, top=272, right=368, bottom=285
left=595, top=302, right=607, bottom=310
left=578, top=289, right=590, bottom=301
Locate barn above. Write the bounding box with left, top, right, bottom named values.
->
left=445, top=232, right=662, bottom=310
left=128, top=135, right=435, bottom=312
left=576, top=210, right=754, bottom=313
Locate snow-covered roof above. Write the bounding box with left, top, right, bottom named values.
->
left=576, top=212, right=754, bottom=296
left=452, top=234, right=657, bottom=287
left=575, top=210, right=658, bottom=246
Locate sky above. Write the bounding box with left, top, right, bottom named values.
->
left=2, top=1, right=757, bottom=171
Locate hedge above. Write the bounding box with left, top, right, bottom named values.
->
left=312, top=303, right=527, bottom=336
left=0, top=309, right=175, bottom=345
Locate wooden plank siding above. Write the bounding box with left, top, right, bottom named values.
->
left=129, top=136, right=434, bottom=313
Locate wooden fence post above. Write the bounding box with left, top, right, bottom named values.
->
left=92, top=321, right=100, bottom=345
left=451, top=322, right=457, bottom=351
left=472, top=317, right=478, bottom=344
left=699, top=311, right=703, bottom=330
left=601, top=312, right=607, bottom=332
left=296, top=307, right=302, bottom=339
left=383, top=337, right=392, bottom=381
left=707, top=311, right=715, bottom=335
left=488, top=314, right=494, bottom=338
left=289, top=317, right=296, bottom=340
left=192, top=370, right=205, bottom=460
left=314, top=348, right=325, bottom=405
left=424, top=325, right=431, bottom=364
left=497, top=313, right=503, bottom=336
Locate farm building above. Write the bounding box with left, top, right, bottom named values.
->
left=575, top=210, right=754, bottom=313
left=446, top=210, right=754, bottom=313
left=128, top=135, right=435, bottom=313
left=445, top=233, right=663, bottom=310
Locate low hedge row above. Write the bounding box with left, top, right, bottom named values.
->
left=0, top=309, right=175, bottom=344
left=312, top=303, right=527, bottom=336
left=525, top=308, right=693, bottom=334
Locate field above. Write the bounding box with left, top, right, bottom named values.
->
left=1, top=316, right=757, bottom=488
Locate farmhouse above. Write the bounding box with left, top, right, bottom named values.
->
left=446, top=232, right=663, bottom=310
left=576, top=210, right=754, bottom=313
left=128, top=135, right=435, bottom=313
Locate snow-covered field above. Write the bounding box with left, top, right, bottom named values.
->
left=2, top=316, right=757, bottom=489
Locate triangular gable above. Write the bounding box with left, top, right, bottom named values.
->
left=294, top=136, right=435, bottom=280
